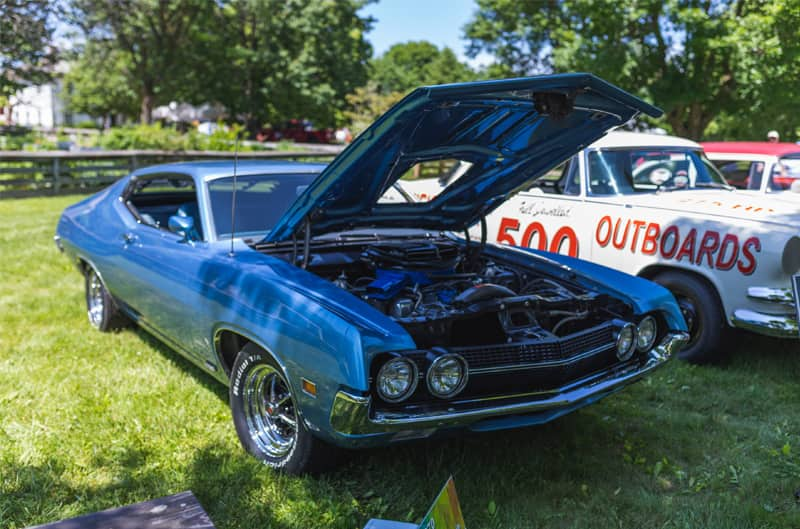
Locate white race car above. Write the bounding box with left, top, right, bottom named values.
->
left=401, top=132, right=800, bottom=363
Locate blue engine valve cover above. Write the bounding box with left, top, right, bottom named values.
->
left=367, top=269, right=431, bottom=300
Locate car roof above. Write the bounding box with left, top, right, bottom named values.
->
left=701, top=141, right=800, bottom=157
left=130, top=159, right=328, bottom=181
left=589, top=131, right=701, bottom=149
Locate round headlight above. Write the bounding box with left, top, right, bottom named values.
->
left=636, top=315, right=658, bottom=351
left=615, top=323, right=637, bottom=361
left=376, top=358, right=418, bottom=403
left=426, top=354, right=468, bottom=399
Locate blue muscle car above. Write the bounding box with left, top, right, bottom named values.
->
left=56, top=74, right=689, bottom=474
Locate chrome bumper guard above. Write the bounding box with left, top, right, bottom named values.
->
left=731, top=284, right=800, bottom=338
left=330, top=331, right=689, bottom=436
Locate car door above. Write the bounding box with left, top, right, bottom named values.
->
left=486, top=155, right=597, bottom=260
left=113, top=172, right=217, bottom=366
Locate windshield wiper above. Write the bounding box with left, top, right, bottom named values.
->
left=694, top=182, right=735, bottom=191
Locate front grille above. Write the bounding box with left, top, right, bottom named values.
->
left=453, top=323, right=614, bottom=370
left=374, top=323, right=624, bottom=414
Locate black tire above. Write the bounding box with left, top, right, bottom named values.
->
left=84, top=267, right=129, bottom=332
left=229, top=343, right=338, bottom=475
left=652, top=270, right=725, bottom=363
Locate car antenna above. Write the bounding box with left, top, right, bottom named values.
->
left=229, top=132, right=240, bottom=257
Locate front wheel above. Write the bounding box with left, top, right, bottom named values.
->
left=652, top=270, right=725, bottom=364
left=229, top=343, right=337, bottom=474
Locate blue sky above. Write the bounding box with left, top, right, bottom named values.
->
left=360, top=0, right=491, bottom=66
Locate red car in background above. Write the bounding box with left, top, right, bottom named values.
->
left=257, top=119, right=335, bottom=143
left=702, top=141, right=800, bottom=192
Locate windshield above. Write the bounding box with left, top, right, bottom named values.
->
left=770, top=155, right=800, bottom=191
left=208, top=173, right=318, bottom=239
left=586, top=148, right=728, bottom=195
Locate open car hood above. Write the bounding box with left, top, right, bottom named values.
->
left=265, top=73, right=662, bottom=243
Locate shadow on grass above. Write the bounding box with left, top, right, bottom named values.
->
left=129, top=326, right=228, bottom=402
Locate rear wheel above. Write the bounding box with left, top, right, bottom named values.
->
left=653, top=270, right=724, bottom=363
left=229, top=343, right=338, bottom=474
left=84, top=267, right=129, bottom=331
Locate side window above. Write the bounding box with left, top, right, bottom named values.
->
left=714, top=160, right=752, bottom=189
left=123, top=174, right=203, bottom=239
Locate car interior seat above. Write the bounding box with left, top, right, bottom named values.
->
left=176, top=202, right=203, bottom=240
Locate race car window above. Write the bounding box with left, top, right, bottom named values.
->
left=123, top=174, right=202, bottom=239
left=586, top=148, right=725, bottom=195
left=769, top=155, right=800, bottom=191
left=713, top=160, right=762, bottom=190
left=208, top=172, right=318, bottom=240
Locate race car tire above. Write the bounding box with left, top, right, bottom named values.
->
left=653, top=270, right=725, bottom=364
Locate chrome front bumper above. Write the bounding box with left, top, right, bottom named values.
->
left=731, top=286, right=799, bottom=338
left=329, top=331, right=689, bottom=437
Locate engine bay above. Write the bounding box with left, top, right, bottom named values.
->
left=289, top=238, right=633, bottom=348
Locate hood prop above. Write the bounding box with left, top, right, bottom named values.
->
left=301, top=218, right=311, bottom=269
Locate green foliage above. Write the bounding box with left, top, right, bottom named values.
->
left=68, top=0, right=215, bottom=123
left=0, top=131, right=56, bottom=151
left=96, top=123, right=257, bottom=151
left=0, top=0, right=57, bottom=97
left=371, top=41, right=477, bottom=95
left=196, top=0, right=373, bottom=131
left=63, top=41, right=139, bottom=122
left=465, top=0, right=800, bottom=140
left=343, top=82, right=405, bottom=135
left=2, top=195, right=800, bottom=528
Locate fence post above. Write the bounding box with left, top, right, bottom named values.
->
left=53, top=158, right=61, bottom=193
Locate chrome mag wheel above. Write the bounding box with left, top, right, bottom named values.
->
left=242, top=364, right=298, bottom=459
left=87, top=269, right=105, bottom=328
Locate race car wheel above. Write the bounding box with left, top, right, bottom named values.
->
left=84, top=267, right=129, bottom=331
left=229, top=343, right=337, bottom=475
left=653, top=271, right=724, bottom=364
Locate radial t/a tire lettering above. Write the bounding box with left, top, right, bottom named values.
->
left=229, top=343, right=337, bottom=475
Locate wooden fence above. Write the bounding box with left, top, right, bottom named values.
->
left=0, top=150, right=338, bottom=198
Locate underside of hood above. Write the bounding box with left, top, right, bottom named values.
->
left=266, top=73, right=662, bottom=243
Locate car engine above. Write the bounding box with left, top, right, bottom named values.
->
left=310, top=238, right=630, bottom=348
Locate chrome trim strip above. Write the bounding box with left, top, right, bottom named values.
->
left=330, top=331, right=688, bottom=436
left=793, top=274, right=800, bottom=338
left=731, top=309, right=798, bottom=338
left=747, top=286, right=794, bottom=306
left=469, top=343, right=615, bottom=374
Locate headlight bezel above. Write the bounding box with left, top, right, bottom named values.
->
left=636, top=315, right=658, bottom=351
left=425, top=353, right=469, bottom=399
left=376, top=357, right=419, bottom=403
left=615, top=322, right=637, bottom=361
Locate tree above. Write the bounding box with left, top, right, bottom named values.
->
left=371, top=41, right=477, bottom=95
left=343, top=81, right=405, bottom=134
left=199, top=0, right=374, bottom=133
left=465, top=0, right=800, bottom=140
left=69, top=0, right=212, bottom=124
left=63, top=41, right=139, bottom=125
left=0, top=0, right=57, bottom=98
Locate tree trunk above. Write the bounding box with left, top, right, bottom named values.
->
left=665, top=105, right=713, bottom=141
left=140, top=83, right=155, bottom=124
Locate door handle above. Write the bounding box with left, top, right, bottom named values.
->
left=122, top=232, right=138, bottom=245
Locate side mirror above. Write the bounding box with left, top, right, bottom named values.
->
left=168, top=214, right=195, bottom=241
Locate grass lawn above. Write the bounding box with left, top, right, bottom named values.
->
left=1, top=194, right=799, bottom=529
